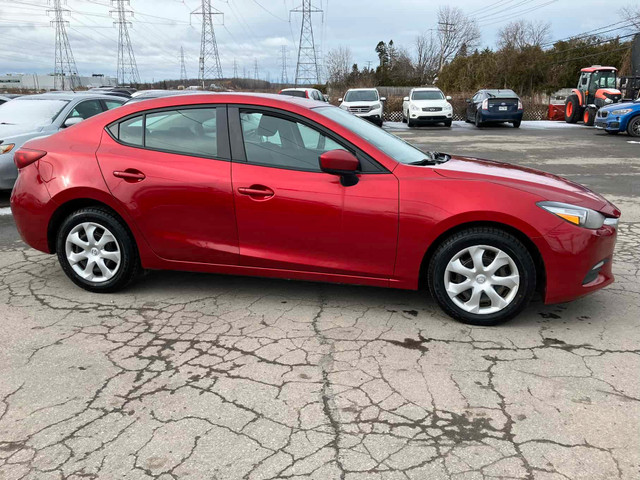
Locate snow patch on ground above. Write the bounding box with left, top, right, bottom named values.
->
left=0, top=207, right=11, bottom=216
left=384, top=120, right=585, bottom=131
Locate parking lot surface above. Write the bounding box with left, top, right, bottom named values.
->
left=0, top=122, right=638, bottom=479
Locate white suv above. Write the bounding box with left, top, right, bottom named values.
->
left=339, top=88, right=385, bottom=127
left=279, top=88, right=328, bottom=102
left=402, top=87, right=453, bottom=127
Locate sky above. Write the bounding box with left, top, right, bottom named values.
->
left=0, top=0, right=634, bottom=83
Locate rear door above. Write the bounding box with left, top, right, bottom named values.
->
left=229, top=107, right=398, bottom=278
left=96, top=105, right=239, bottom=265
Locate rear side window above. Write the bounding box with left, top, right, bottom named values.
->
left=108, top=107, right=218, bottom=158
left=104, top=100, right=124, bottom=110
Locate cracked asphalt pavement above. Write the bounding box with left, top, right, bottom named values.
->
left=0, top=122, right=638, bottom=479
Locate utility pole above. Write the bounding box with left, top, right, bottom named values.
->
left=111, top=0, right=140, bottom=85
left=180, top=46, right=187, bottom=82
left=280, top=45, right=289, bottom=85
left=290, top=0, right=322, bottom=86
left=191, top=0, right=223, bottom=89
left=49, top=0, right=80, bottom=90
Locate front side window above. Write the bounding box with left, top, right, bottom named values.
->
left=104, top=100, right=124, bottom=110
left=240, top=111, right=346, bottom=171
left=68, top=100, right=104, bottom=120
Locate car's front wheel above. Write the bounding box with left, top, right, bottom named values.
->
left=475, top=112, right=484, bottom=128
left=627, top=116, right=640, bottom=137
left=428, top=227, right=536, bottom=325
left=56, top=207, right=140, bottom=293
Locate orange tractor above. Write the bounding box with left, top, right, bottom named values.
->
left=565, top=66, right=623, bottom=125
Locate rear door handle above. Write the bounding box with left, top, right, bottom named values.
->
left=237, top=185, right=274, bottom=198
left=113, top=169, right=145, bottom=182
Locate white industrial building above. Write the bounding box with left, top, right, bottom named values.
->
left=0, top=73, right=118, bottom=91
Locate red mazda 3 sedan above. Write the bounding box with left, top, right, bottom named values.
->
left=10, top=93, right=620, bottom=325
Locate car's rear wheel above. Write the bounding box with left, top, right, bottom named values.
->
left=428, top=228, right=536, bottom=325
left=627, top=116, right=640, bottom=137
left=56, top=207, right=140, bottom=292
left=512, top=120, right=521, bottom=128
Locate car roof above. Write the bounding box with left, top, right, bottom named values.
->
left=412, top=87, right=441, bottom=91
left=346, top=88, right=378, bottom=91
left=280, top=87, right=317, bottom=92
left=581, top=66, right=617, bottom=73
left=13, top=92, right=127, bottom=102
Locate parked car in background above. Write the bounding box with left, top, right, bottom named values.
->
left=10, top=93, right=620, bottom=325
left=594, top=98, right=640, bottom=137
left=89, top=87, right=136, bottom=98
left=0, top=92, right=125, bottom=190
left=466, top=89, right=524, bottom=128
left=0, top=94, right=22, bottom=105
left=125, top=90, right=213, bottom=105
left=339, top=88, right=385, bottom=127
left=279, top=88, right=327, bottom=103
left=402, top=87, right=453, bottom=127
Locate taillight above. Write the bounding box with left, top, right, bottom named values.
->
left=14, top=148, right=47, bottom=169
left=305, top=90, right=310, bottom=98
left=482, top=99, right=489, bottom=110
left=518, top=100, right=523, bottom=110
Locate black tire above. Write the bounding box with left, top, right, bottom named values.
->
left=377, top=120, right=384, bottom=127
left=56, top=207, right=141, bottom=293
left=427, top=227, right=536, bottom=326
left=402, top=113, right=407, bottom=123
left=565, top=95, right=581, bottom=124
left=475, top=112, right=484, bottom=128
left=583, top=107, right=596, bottom=126
left=512, top=120, right=521, bottom=128
left=444, top=119, right=452, bottom=127
left=627, top=116, right=640, bottom=137
left=407, top=117, right=415, bottom=128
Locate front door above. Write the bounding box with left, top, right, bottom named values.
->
left=96, top=105, right=239, bottom=265
left=230, top=108, right=398, bottom=278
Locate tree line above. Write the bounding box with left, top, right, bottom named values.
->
left=325, top=5, right=638, bottom=96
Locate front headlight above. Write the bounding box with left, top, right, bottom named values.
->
left=340, top=104, right=349, bottom=110
left=370, top=103, right=382, bottom=111
left=610, top=108, right=632, bottom=115
left=0, top=143, right=15, bottom=154
left=444, top=104, right=453, bottom=110
left=410, top=104, right=419, bottom=111
left=537, top=201, right=612, bottom=229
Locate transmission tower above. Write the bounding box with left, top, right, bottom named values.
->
left=191, top=0, right=223, bottom=88
left=180, top=47, right=188, bottom=81
left=280, top=45, right=289, bottom=85
left=48, top=0, right=80, bottom=90
left=111, top=0, right=140, bottom=85
left=253, top=59, right=259, bottom=82
left=290, top=0, right=322, bottom=85
left=233, top=58, right=238, bottom=79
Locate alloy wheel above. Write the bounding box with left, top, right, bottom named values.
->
left=444, top=245, right=520, bottom=315
left=65, top=222, right=121, bottom=283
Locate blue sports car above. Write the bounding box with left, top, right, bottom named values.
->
left=594, top=98, right=640, bottom=137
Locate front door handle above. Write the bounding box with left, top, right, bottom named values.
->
left=237, top=185, right=274, bottom=199
left=113, top=169, right=145, bottom=182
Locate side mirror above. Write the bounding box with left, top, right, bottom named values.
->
left=338, top=97, right=343, bottom=102
left=446, top=95, right=452, bottom=101
left=465, top=98, right=471, bottom=104
left=63, top=117, right=83, bottom=128
left=403, top=96, right=409, bottom=102
left=323, top=94, right=329, bottom=102
left=319, top=149, right=359, bottom=186
left=380, top=97, right=386, bottom=102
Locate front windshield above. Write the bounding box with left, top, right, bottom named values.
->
left=316, top=106, right=429, bottom=164
left=412, top=90, right=444, bottom=100
left=344, top=90, right=378, bottom=102
left=592, top=71, right=616, bottom=89
left=0, top=98, right=69, bottom=125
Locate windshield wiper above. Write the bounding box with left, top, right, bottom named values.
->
left=409, top=151, right=450, bottom=166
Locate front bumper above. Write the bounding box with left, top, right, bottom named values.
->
left=0, top=152, right=18, bottom=190
left=537, top=220, right=618, bottom=304
left=357, top=112, right=383, bottom=124
left=409, top=110, right=452, bottom=123
left=594, top=114, right=628, bottom=132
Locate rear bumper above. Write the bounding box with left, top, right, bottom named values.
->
left=479, top=110, right=523, bottom=123
left=538, top=220, right=618, bottom=304
left=10, top=162, right=55, bottom=253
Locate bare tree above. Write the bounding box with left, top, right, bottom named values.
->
left=436, top=6, right=481, bottom=71
left=415, top=31, right=439, bottom=83
left=325, top=46, right=353, bottom=85
left=621, top=3, right=640, bottom=30
left=498, top=20, right=550, bottom=50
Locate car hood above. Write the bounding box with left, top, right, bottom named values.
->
left=341, top=100, right=379, bottom=106
left=600, top=100, right=640, bottom=112
left=0, top=123, right=44, bottom=139
left=408, top=99, right=450, bottom=108
left=432, top=155, right=609, bottom=210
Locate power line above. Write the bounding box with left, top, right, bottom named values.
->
left=111, top=0, right=140, bottom=85
left=191, top=0, right=223, bottom=87
left=291, top=0, right=322, bottom=85
left=49, top=0, right=80, bottom=90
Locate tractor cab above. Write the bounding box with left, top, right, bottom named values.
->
left=565, top=66, right=622, bottom=125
